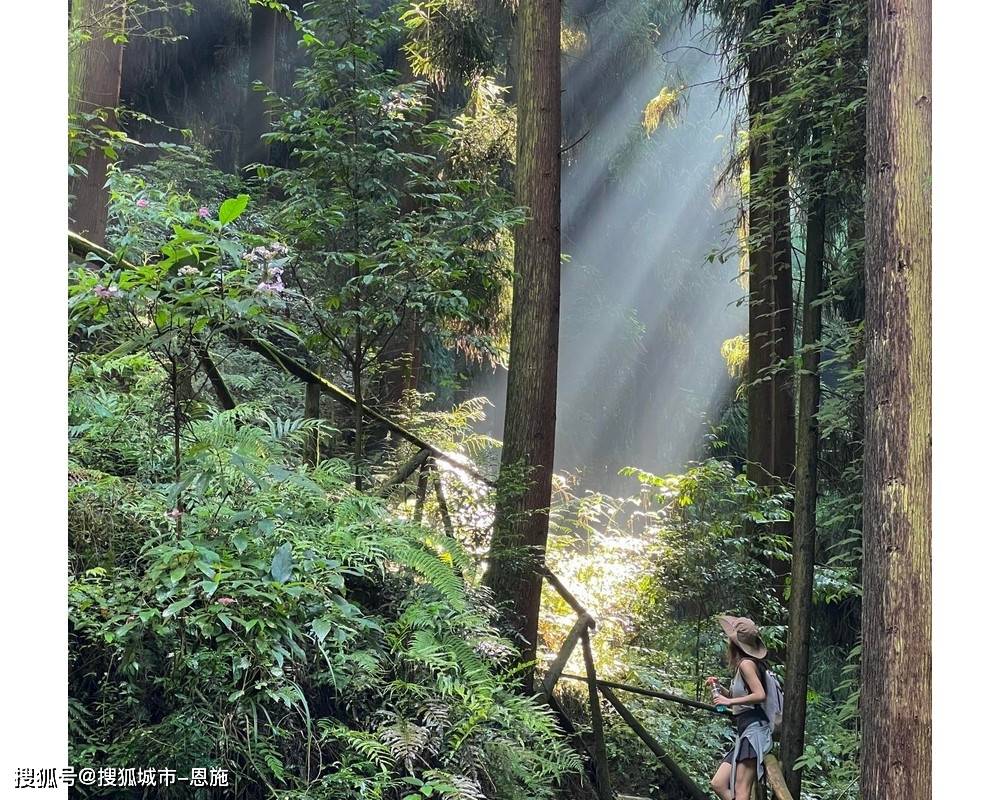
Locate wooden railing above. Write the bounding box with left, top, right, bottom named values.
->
left=536, top=583, right=795, bottom=800
left=536, top=569, right=711, bottom=800
left=70, top=231, right=797, bottom=800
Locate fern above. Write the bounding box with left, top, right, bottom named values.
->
left=378, top=716, right=432, bottom=773
left=388, top=534, right=469, bottom=610
left=68, top=317, right=579, bottom=800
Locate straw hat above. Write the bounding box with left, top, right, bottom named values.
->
left=718, top=615, right=767, bottom=659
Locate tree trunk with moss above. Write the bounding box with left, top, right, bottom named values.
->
left=860, top=1, right=931, bottom=798
left=483, top=0, right=561, bottom=689
left=69, top=0, right=126, bottom=245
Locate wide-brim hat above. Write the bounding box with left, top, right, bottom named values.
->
left=718, top=615, right=767, bottom=659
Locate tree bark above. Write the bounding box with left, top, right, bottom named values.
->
left=746, top=0, right=777, bottom=492
left=68, top=0, right=126, bottom=245
left=860, top=2, right=931, bottom=799
left=770, top=158, right=795, bottom=493
left=783, top=188, right=825, bottom=799
left=745, top=0, right=794, bottom=587
left=483, top=0, right=561, bottom=688
left=242, top=1, right=278, bottom=167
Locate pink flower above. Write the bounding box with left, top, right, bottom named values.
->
left=216, top=597, right=237, bottom=606
left=93, top=284, right=122, bottom=299
left=136, top=198, right=150, bottom=208
left=198, top=206, right=210, bottom=218
left=165, top=508, right=183, bottom=519
left=256, top=280, right=284, bottom=295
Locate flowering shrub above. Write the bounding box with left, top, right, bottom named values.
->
left=68, top=200, right=581, bottom=799
left=68, top=356, right=580, bottom=799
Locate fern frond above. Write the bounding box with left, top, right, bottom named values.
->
left=378, top=716, right=431, bottom=773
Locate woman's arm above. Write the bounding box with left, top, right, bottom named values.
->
left=715, top=661, right=766, bottom=707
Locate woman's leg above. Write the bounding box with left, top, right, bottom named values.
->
left=733, top=759, right=757, bottom=800
left=710, top=761, right=733, bottom=800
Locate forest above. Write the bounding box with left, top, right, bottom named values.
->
left=65, top=1, right=930, bottom=799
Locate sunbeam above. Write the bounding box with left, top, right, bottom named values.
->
left=475, top=17, right=743, bottom=495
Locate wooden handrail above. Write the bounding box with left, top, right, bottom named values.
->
left=598, top=684, right=710, bottom=800
left=377, top=448, right=432, bottom=495
left=762, top=754, right=794, bottom=800
left=543, top=615, right=591, bottom=696
left=232, top=331, right=495, bottom=487
left=542, top=567, right=596, bottom=625
left=558, top=673, right=725, bottom=714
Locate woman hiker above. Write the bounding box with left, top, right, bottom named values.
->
left=705, top=615, right=773, bottom=800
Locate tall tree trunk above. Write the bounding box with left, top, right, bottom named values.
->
left=353, top=341, right=365, bottom=492
left=242, top=2, right=278, bottom=167
left=745, top=0, right=773, bottom=491
left=784, top=188, right=825, bottom=799
left=770, top=160, right=795, bottom=492
left=68, top=0, right=126, bottom=245
left=745, top=0, right=794, bottom=590
left=860, top=1, right=931, bottom=799
left=483, top=0, right=561, bottom=689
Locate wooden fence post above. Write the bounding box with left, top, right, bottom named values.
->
left=430, top=462, right=455, bottom=538
left=304, top=381, right=321, bottom=466
left=762, top=754, right=794, bottom=800
left=413, top=460, right=429, bottom=524
left=581, top=629, right=614, bottom=800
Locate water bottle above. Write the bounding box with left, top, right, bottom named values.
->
left=708, top=678, right=726, bottom=713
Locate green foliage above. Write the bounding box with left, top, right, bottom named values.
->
left=69, top=192, right=275, bottom=374
left=540, top=459, right=789, bottom=678
left=66, top=2, right=871, bottom=798
left=68, top=217, right=580, bottom=799
left=68, top=1, right=196, bottom=52
left=255, top=0, right=522, bottom=416
left=401, top=0, right=503, bottom=88
left=622, top=460, right=789, bottom=622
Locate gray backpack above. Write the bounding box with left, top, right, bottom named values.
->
left=760, top=665, right=784, bottom=736
left=742, top=661, right=784, bottom=736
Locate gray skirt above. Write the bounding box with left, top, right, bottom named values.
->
left=722, top=736, right=759, bottom=764
left=721, top=716, right=773, bottom=795
left=722, top=709, right=767, bottom=763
